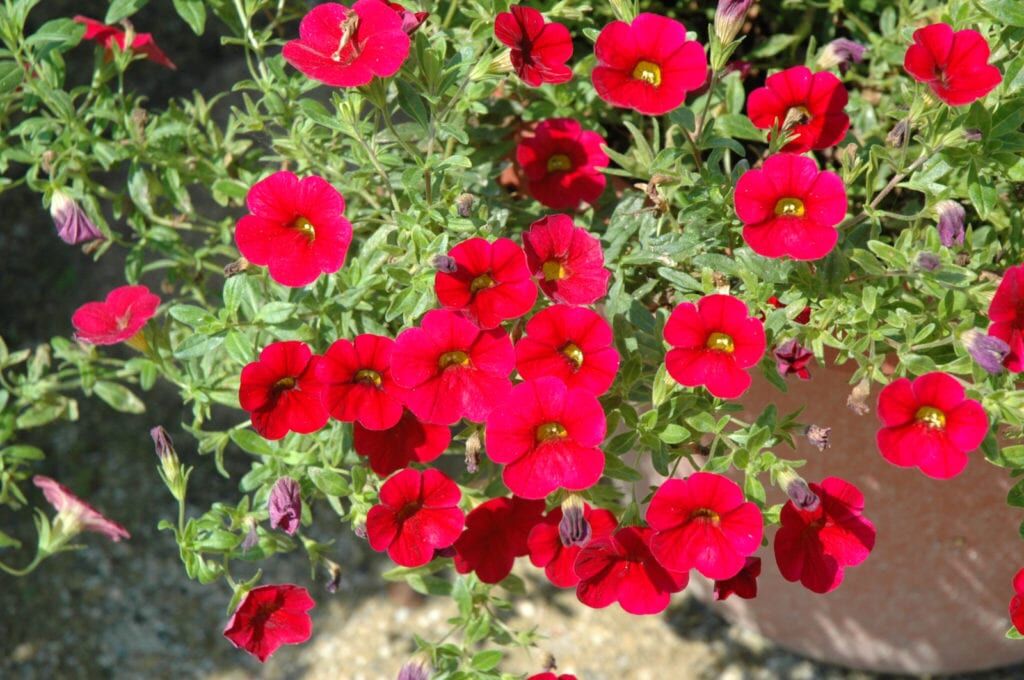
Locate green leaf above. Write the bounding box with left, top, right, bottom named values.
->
left=172, top=0, right=206, bottom=34
left=470, top=650, right=503, bottom=671
left=106, top=0, right=149, bottom=23
left=1008, top=479, right=1024, bottom=507
left=230, top=429, right=275, bottom=456
left=173, top=333, right=224, bottom=360
left=1008, top=626, right=1024, bottom=640
left=26, top=18, right=85, bottom=52
left=714, top=114, right=765, bottom=141
left=93, top=381, right=146, bottom=414
left=0, top=63, right=24, bottom=93
left=1, top=445, right=45, bottom=460
left=308, top=467, right=351, bottom=497
left=0, top=529, right=22, bottom=549
left=980, top=0, right=1024, bottom=27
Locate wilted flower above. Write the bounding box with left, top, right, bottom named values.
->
left=804, top=424, right=832, bottom=451
left=50, top=190, right=103, bottom=245
left=886, top=118, right=910, bottom=147
left=455, top=192, right=475, bottom=217
left=323, top=558, right=343, bottom=593
left=964, top=128, right=983, bottom=142
left=430, top=254, right=458, bottom=273
left=818, top=38, right=867, bottom=73
left=33, top=475, right=130, bottom=547
left=963, top=329, right=1010, bottom=375
left=774, top=339, right=814, bottom=380
left=916, top=252, right=941, bottom=271
left=268, top=477, right=302, bottom=535
left=847, top=377, right=871, bottom=415
left=714, top=0, right=753, bottom=45
left=558, top=495, right=592, bottom=547
left=465, top=428, right=482, bottom=473
left=785, top=477, right=821, bottom=512
left=935, top=200, right=966, bottom=247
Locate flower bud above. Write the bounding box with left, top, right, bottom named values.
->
left=935, top=200, right=966, bottom=248
left=431, top=254, right=458, bottom=274
left=963, top=329, right=1010, bottom=375
left=240, top=517, right=259, bottom=551
left=353, top=522, right=367, bottom=539
left=150, top=426, right=186, bottom=500
left=455, top=192, right=475, bottom=217
left=558, top=495, right=591, bottom=547
left=268, top=477, right=302, bottom=535
left=817, top=38, right=867, bottom=73
left=776, top=469, right=820, bottom=512
left=964, top=128, right=983, bottom=142
left=916, top=252, right=941, bottom=271
left=804, top=424, right=831, bottom=451
left=50, top=190, right=103, bottom=245
left=397, top=659, right=430, bottom=680
left=714, top=0, right=753, bottom=45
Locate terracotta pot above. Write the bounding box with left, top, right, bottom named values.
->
left=673, top=358, right=1024, bottom=674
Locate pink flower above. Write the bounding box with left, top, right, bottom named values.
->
left=223, top=584, right=315, bottom=662
left=746, top=66, right=850, bottom=153
left=515, top=119, right=609, bottom=211
left=713, top=556, right=761, bottom=601
left=494, top=5, right=573, bottom=87
left=903, top=23, right=1002, bottom=106
left=316, top=334, right=405, bottom=431
left=1010, top=567, right=1024, bottom=635
left=74, top=16, right=176, bottom=69
left=515, top=305, right=620, bottom=396
left=239, top=341, right=329, bottom=440
left=433, top=237, right=538, bottom=329
left=33, top=475, right=130, bottom=542
left=522, top=214, right=610, bottom=304
left=71, top=284, right=160, bottom=346
left=987, top=264, right=1024, bottom=373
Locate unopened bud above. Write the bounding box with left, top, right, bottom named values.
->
left=431, top=254, right=458, bottom=274
left=963, top=329, right=1010, bottom=375
left=151, top=426, right=186, bottom=500
left=964, top=128, right=983, bottom=142
left=916, top=252, right=941, bottom=271
left=777, top=470, right=820, bottom=512
left=455, top=193, right=475, bottom=217
left=714, top=0, right=753, bottom=45
left=50, top=190, right=103, bottom=245
left=150, top=426, right=176, bottom=461
left=804, top=425, right=831, bottom=451
left=465, top=429, right=482, bottom=473
left=240, top=517, right=259, bottom=551
left=558, top=495, right=591, bottom=547
left=353, top=522, right=367, bottom=539
left=817, top=38, right=867, bottom=73
left=774, top=339, right=813, bottom=380
left=935, top=200, right=966, bottom=248
left=397, top=658, right=430, bottom=680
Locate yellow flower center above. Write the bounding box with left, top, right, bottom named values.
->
left=355, top=369, right=382, bottom=387
left=774, top=198, right=806, bottom=217
left=438, top=351, right=470, bottom=369
left=542, top=260, right=567, bottom=282
left=706, top=332, right=735, bottom=353
left=561, top=342, right=584, bottom=369
left=691, top=507, right=720, bottom=522
left=632, top=60, right=662, bottom=86
left=537, top=422, right=568, bottom=442
left=546, top=154, right=572, bottom=172
left=470, top=273, right=495, bottom=292
left=292, top=216, right=317, bottom=241
left=273, top=376, right=296, bottom=391
left=916, top=406, right=946, bottom=429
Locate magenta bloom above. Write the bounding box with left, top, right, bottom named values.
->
left=74, top=15, right=176, bottom=69
left=282, top=1, right=410, bottom=87
left=50, top=190, right=103, bottom=245
left=592, top=13, right=708, bottom=116
left=522, top=214, right=610, bottom=304
left=485, top=376, right=606, bottom=499
left=903, top=23, right=1002, bottom=106
left=516, top=119, right=609, bottom=211
left=1011, top=567, right=1024, bottom=635
left=353, top=409, right=451, bottom=476
left=527, top=502, right=617, bottom=588
left=664, top=294, right=766, bottom=399
left=746, top=66, right=850, bottom=153
left=223, top=584, right=315, bottom=662
left=454, top=496, right=546, bottom=583
left=876, top=372, right=988, bottom=480
left=646, top=472, right=763, bottom=580
left=713, top=556, right=761, bottom=601
left=988, top=264, right=1024, bottom=372
left=494, top=5, right=573, bottom=87
left=71, top=284, right=160, bottom=346
left=734, top=153, right=847, bottom=261
left=33, top=475, right=130, bottom=542
left=268, top=477, right=302, bottom=535
left=433, top=237, right=538, bottom=329
left=316, top=334, right=405, bottom=431
left=366, top=468, right=465, bottom=568
left=515, top=305, right=619, bottom=396
left=239, top=341, right=329, bottom=440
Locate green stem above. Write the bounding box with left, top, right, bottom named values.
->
left=0, top=549, right=45, bottom=577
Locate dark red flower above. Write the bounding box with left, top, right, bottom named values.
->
left=575, top=526, right=688, bottom=615
left=766, top=296, right=811, bottom=324
left=592, top=13, right=708, bottom=116
left=527, top=500, right=617, bottom=588
left=903, top=23, right=1002, bottom=106
left=268, top=477, right=302, bottom=535
left=494, top=5, right=573, bottom=87
left=239, top=341, right=329, bottom=440
left=316, top=334, right=405, bottom=430
left=384, top=1, right=428, bottom=34
left=71, top=284, right=160, bottom=346
left=664, top=294, right=766, bottom=399
left=485, top=376, right=606, bottom=499
left=454, top=496, right=546, bottom=583
left=646, top=472, right=763, bottom=580
left=515, top=305, right=619, bottom=396
left=282, top=1, right=410, bottom=87
left=33, top=475, right=130, bottom=542
left=522, top=214, right=610, bottom=304
left=988, top=264, right=1024, bottom=373
left=353, top=409, right=451, bottom=476
left=1010, top=567, right=1024, bottom=635
left=391, top=310, right=515, bottom=425
left=528, top=675, right=577, bottom=680
left=746, top=66, right=849, bottom=153
left=73, top=16, right=176, bottom=69
left=713, top=556, right=761, bottom=601
left=223, top=584, right=315, bottom=662
left=515, top=118, right=609, bottom=211
left=734, top=153, right=847, bottom=261
left=774, top=339, right=813, bottom=380
left=434, top=237, right=538, bottom=329
left=366, top=468, right=465, bottom=567
left=773, top=477, right=875, bottom=594
left=875, top=372, right=988, bottom=480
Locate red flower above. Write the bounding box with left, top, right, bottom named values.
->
left=522, top=214, right=610, bottom=304
left=33, top=475, right=130, bottom=542
left=73, top=16, right=176, bottom=69
left=515, top=305, right=619, bottom=396
left=485, top=376, right=606, bottom=499
left=766, top=296, right=811, bottom=324
left=366, top=468, right=465, bottom=567
left=282, top=1, right=410, bottom=87
left=664, top=294, right=766, bottom=399
left=239, top=341, right=329, bottom=440
left=529, top=675, right=578, bottom=680
left=223, top=584, right=315, bottom=662
left=453, top=496, right=546, bottom=583
left=746, top=66, right=849, bottom=153
left=235, top=171, right=353, bottom=287
left=1010, top=567, right=1024, bottom=635
left=875, top=372, right=988, bottom=480
left=385, top=2, right=428, bottom=34
left=527, top=502, right=617, bottom=588
left=592, top=13, right=708, bottom=116
left=515, top=118, right=609, bottom=211
left=575, top=526, right=688, bottom=615
left=316, top=334, right=405, bottom=430
left=988, top=264, right=1024, bottom=373
left=353, top=409, right=451, bottom=476
left=646, top=472, right=763, bottom=580
left=713, top=556, right=761, bottom=601
left=434, top=237, right=538, bottom=329
left=391, top=310, right=514, bottom=425
left=494, top=5, right=573, bottom=87
left=72, top=284, right=160, bottom=346
left=903, top=23, right=1002, bottom=106
left=734, top=153, right=847, bottom=261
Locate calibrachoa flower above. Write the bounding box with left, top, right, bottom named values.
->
left=239, top=341, right=329, bottom=440
left=72, top=284, right=160, bottom=346
left=234, top=171, right=353, bottom=288
left=903, top=23, right=1002, bottom=106
left=268, top=477, right=302, bottom=535
left=223, top=584, right=314, bottom=662
left=515, top=118, right=609, bottom=211
left=453, top=496, right=545, bottom=584
left=515, top=305, right=620, bottom=396
left=774, top=339, right=813, bottom=380
left=734, top=153, right=847, bottom=261
left=494, top=5, right=573, bottom=87
left=988, top=264, right=1024, bottom=372
left=746, top=66, right=850, bottom=153
left=591, top=13, right=707, bottom=116
left=646, top=472, right=763, bottom=579
left=774, top=477, right=875, bottom=594
left=33, top=475, right=130, bottom=543
left=485, top=376, right=606, bottom=499
left=1010, top=568, right=1024, bottom=635
left=713, top=556, right=761, bottom=601
left=316, top=334, right=405, bottom=430
left=433, top=237, right=538, bottom=329
left=575, top=526, right=688, bottom=615
left=664, top=294, right=766, bottom=399
left=366, top=468, right=465, bottom=567
left=73, top=16, right=176, bottom=69
left=529, top=675, right=578, bottom=680
left=282, top=1, right=410, bottom=88
left=875, top=371, right=988, bottom=479
left=527, top=499, right=618, bottom=588
left=353, top=409, right=451, bottom=476
left=522, top=214, right=610, bottom=304
left=50, top=190, right=102, bottom=245
left=391, top=309, right=515, bottom=425
left=386, top=2, right=428, bottom=34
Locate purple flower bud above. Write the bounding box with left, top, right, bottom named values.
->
left=804, top=424, right=831, bottom=451
left=916, top=252, right=941, bottom=271
left=240, top=518, right=259, bottom=551
left=774, top=339, right=814, bottom=380
left=963, top=329, right=1010, bottom=375
left=558, top=496, right=591, bottom=548
left=268, top=477, right=302, bottom=535
left=353, top=522, right=367, bottom=539
left=50, top=190, right=103, bottom=245
left=397, top=660, right=429, bottom=680
left=819, top=38, right=867, bottom=73
left=785, top=478, right=820, bottom=512
left=714, top=0, right=753, bottom=44
left=150, top=426, right=176, bottom=461
left=964, top=128, right=983, bottom=142
left=431, top=254, right=458, bottom=274
left=935, top=200, right=966, bottom=248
